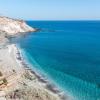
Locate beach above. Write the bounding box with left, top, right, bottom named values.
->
left=0, top=44, right=65, bottom=100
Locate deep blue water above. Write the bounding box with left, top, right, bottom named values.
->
left=13, top=21, right=100, bottom=100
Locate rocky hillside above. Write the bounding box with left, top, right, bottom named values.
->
left=0, top=16, right=35, bottom=35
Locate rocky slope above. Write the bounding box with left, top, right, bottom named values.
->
left=0, top=16, right=35, bottom=35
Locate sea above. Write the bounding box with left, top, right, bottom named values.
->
left=11, top=21, right=100, bottom=100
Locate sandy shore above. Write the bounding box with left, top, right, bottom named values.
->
left=0, top=44, right=68, bottom=100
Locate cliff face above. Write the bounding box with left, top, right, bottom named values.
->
left=0, top=16, right=35, bottom=35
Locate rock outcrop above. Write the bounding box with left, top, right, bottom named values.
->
left=0, top=16, right=35, bottom=35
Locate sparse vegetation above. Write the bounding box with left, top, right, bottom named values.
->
left=12, top=69, right=16, bottom=73
left=3, top=78, right=8, bottom=85
left=24, top=71, right=35, bottom=80
left=0, top=71, right=3, bottom=76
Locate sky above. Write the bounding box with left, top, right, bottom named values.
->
left=0, top=0, right=100, bottom=20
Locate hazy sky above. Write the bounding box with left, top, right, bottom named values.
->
left=0, top=0, right=100, bottom=20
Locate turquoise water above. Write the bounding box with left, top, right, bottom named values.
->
left=13, top=21, right=100, bottom=100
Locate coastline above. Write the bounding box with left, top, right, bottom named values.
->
left=0, top=43, right=67, bottom=100
left=0, top=16, right=71, bottom=100
left=16, top=44, right=68, bottom=100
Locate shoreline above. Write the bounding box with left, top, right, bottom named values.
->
left=0, top=43, right=68, bottom=100
left=15, top=44, right=68, bottom=100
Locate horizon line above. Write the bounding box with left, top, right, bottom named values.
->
left=26, top=19, right=100, bottom=21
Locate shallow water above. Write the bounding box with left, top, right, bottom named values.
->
left=12, top=21, right=100, bottom=100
